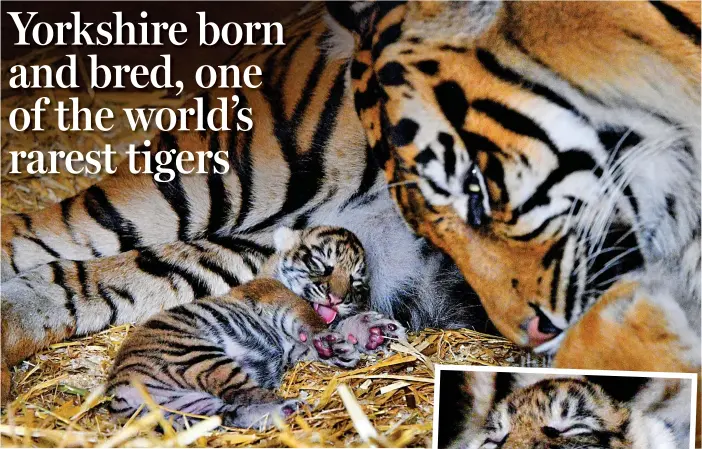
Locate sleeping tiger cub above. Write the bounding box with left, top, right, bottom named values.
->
left=105, top=226, right=405, bottom=429
left=442, top=372, right=690, bottom=449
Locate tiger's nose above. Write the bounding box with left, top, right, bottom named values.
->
left=327, top=293, right=343, bottom=305
left=525, top=315, right=561, bottom=347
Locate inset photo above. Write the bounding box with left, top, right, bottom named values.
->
left=433, top=366, right=697, bottom=449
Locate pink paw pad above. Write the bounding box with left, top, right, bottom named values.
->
left=313, top=338, right=333, bottom=358
left=365, top=327, right=385, bottom=350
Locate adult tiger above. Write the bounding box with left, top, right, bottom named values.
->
left=0, top=3, right=487, bottom=402
left=327, top=0, right=701, bottom=373
left=1, top=0, right=699, bottom=401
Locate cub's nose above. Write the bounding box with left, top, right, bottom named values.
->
left=525, top=313, right=561, bottom=347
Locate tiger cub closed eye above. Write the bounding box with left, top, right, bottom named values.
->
left=263, top=226, right=391, bottom=350
left=462, top=378, right=679, bottom=449
left=106, top=226, right=405, bottom=429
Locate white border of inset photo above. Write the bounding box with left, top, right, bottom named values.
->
left=431, top=365, right=698, bottom=449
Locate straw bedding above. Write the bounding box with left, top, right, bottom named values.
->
left=0, top=50, right=542, bottom=448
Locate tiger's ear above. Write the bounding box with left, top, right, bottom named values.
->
left=404, top=1, right=502, bottom=41
left=325, top=1, right=376, bottom=37
left=273, top=227, right=303, bottom=253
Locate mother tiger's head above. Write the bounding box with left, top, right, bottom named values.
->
left=327, top=1, right=700, bottom=350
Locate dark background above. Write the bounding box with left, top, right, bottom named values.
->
left=2, top=2, right=306, bottom=91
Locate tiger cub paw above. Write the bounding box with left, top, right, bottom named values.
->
left=222, top=398, right=304, bottom=430
left=311, top=331, right=361, bottom=368
left=335, top=311, right=406, bottom=353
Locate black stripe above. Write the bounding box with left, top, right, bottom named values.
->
left=585, top=226, right=643, bottom=293
left=136, top=249, right=212, bottom=299
left=377, top=61, right=408, bottom=87
left=514, top=150, right=600, bottom=220
left=219, top=365, right=243, bottom=389
left=438, top=133, right=456, bottom=178
left=143, top=318, right=184, bottom=333
left=501, top=19, right=606, bottom=107
left=650, top=1, right=700, bottom=45
left=97, top=283, right=119, bottom=325
left=208, top=235, right=273, bottom=258
left=155, top=131, right=192, bottom=241
left=415, top=147, right=437, bottom=166
left=84, top=186, right=141, bottom=251
left=459, top=132, right=508, bottom=158
left=372, top=22, right=402, bottom=60
left=25, top=237, right=61, bottom=259
left=51, top=262, right=77, bottom=321
left=493, top=373, right=516, bottom=404
left=75, top=261, right=89, bottom=299
left=176, top=352, right=221, bottom=368
left=542, top=235, right=569, bottom=269
left=564, top=263, right=579, bottom=323
left=248, top=61, right=348, bottom=233
left=549, top=250, right=563, bottom=311
left=108, top=286, right=136, bottom=304
left=198, top=257, right=241, bottom=287
left=350, top=60, right=369, bottom=80
left=472, top=99, right=558, bottom=154
left=390, top=118, right=419, bottom=147
left=230, top=92, right=254, bottom=230
left=354, top=71, right=387, bottom=112
left=343, top=147, right=381, bottom=209
left=206, top=128, right=231, bottom=237
left=510, top=209, right=570, bottom=242
left=17, top=213, right=32, bottom=229
left=434, top=81, right=469, bottom=130
left=475, top=49, right=587, bottom=122
left=60, top=197, right=75, bottom=230
left=236, top=34, right=325, bottom=233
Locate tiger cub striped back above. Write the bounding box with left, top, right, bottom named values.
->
left=106, top=227, right=405, bottom=429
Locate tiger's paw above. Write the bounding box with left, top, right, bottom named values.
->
left=335, top=311, right=406, bottom=353
left=312, top=331, right=361, bottom=368
left=222, top=398, right=304, bottom=430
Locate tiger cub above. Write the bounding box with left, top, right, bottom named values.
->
left=449, top=375, right=685, bottom=449
left=106, top=226, right=405, bottom=429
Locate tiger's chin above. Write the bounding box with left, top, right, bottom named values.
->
left=533, top=333, right=566, bottom=356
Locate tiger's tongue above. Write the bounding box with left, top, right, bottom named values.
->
left=314, top=303, right=338, bottom=324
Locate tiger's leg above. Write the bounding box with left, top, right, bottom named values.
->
left=553, top=280, right=699, bottom=372
left=553, top=280, right=701, bottom=446
left=109, top=356, right=301, bottom=431
left=1, top=237, right=268, bottom=402
left=220, top=389, right=303, bottom=430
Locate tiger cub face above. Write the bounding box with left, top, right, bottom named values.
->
left=466, top=378, right=675, bottom=449
left=271, top=226, right=369, bottom=325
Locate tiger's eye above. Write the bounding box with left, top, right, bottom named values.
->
left=464, top=165, right=489, bottom=229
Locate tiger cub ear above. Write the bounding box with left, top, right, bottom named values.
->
left=273, top=227, right=303, bottom=253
